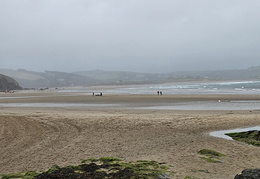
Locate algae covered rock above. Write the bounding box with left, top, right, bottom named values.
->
left=1, top=157, right=172, bottom=179
left=226, top=130, right=260, bottom=146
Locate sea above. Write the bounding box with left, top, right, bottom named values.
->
left=82, top=80, right=260, bottom=95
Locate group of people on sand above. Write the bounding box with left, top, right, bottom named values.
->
left=92, top=91, right=164, bottom=96
left=93, top=92, right=102, bottom=96
left=157, top=91, right=163, bottom=95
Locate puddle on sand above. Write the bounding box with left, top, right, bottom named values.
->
left=210, top=126, right=260, bottom=140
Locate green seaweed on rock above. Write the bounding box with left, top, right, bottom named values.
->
left=198, top=149, right=225, bottom=163
left=1, top=171, right=39, bottom=179
left=226, top=130, right=260, bottom=146
left=0, top=158, right=172, bottom=179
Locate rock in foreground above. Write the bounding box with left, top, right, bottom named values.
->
left=235, top=168, right=260, bottom=179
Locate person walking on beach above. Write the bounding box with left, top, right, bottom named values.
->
left=160, top=91, right=162, bottom=95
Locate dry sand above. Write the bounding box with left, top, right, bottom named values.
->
left=0, top=92, right=260, bottom=179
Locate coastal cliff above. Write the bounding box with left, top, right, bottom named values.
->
left=0, top=74, right=22, bottom=91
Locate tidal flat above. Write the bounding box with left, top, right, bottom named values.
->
left=1, top=91, right=260, bottom=178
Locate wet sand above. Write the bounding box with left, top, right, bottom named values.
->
left=1, top=92, right=260, bottom=179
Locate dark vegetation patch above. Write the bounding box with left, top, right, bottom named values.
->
left=184, top=176, right=201, bottom=179
left=0, top=157, right=172, bottom=179
left=198, top=149, right=225, bottom=163
left=226, top=130, right=260, bottom=146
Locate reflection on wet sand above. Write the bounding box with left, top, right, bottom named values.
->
left=136, top=101, right=260, bottom=111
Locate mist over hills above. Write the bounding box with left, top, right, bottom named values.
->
left=0, top=66, right=260, bottom=88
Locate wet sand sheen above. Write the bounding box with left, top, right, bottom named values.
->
left=1, top=100, right=260, bottom=111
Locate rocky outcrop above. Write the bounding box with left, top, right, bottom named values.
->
left=235, top=168, right=260, bottom=179
left=0, top=74, right=22, bottom=91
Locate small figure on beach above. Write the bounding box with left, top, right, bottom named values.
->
left=157, top=91, right=160, bottom=95
left=160, top=91, right=162, bottom=95
left=93, top=92, right=95, bottom=96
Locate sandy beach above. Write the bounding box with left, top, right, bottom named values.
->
left=1, top=91, right=260, bottom=179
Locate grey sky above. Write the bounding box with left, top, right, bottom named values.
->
left=1, top=0, right=260, bottom=73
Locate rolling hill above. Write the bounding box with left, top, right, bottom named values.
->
left=1, top=66, right=260, bottom=88
left=0, top=69, right=97, bottom=88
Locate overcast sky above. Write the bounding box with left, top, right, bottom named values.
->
left=1, top=0, right=260, bottom=73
